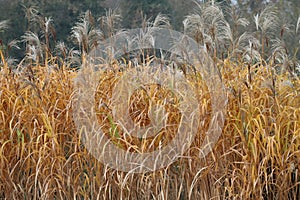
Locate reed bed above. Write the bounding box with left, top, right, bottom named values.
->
left=0, top=54, right=299, bottom=199
left=0, top=2, right=300, bottom=199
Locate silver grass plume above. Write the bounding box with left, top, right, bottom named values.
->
left=71, top=10, right=103, bottom=54
left=98, top=8, right=122, bottom=38
left=0, top=20, right=9, bottom=33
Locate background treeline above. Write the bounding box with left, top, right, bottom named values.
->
left=0, top=0, right=300, bottom=60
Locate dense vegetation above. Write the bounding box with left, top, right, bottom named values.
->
left=1, top=0, right=300, bottom=60
left=0, top=0, right=300, bottom=199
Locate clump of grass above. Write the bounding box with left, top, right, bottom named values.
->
left=1, top=48, right=299, bottom=199
left=0, top=2, right=300, bottom=199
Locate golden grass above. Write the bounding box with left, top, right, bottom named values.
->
left=0, top=52, right=300, bottom=199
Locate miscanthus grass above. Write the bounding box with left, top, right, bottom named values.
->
left=0, top=1, right=300, bottom=199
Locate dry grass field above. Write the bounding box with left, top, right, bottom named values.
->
left=0, top=2, right=300, bottom=199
